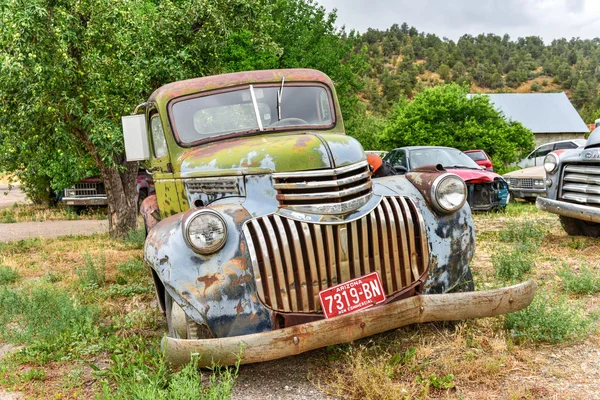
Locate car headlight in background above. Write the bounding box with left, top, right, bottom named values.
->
left=544, top=153, right=559, bottom=174
left=183, top=209, right=228, bottom=255
left=533, top=179, right=545, bottom=187
left=431, top=173, right=467, bottom=213
left=65, top=189, right=76, bottom=197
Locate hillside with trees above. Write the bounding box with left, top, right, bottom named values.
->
left=355, top=23, right=600, bottom=122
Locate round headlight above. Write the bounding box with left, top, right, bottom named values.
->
left=183, top=210, right=227, bottom=255
left=544, top=153, right=558, bottom=174
left=431, top=174, right=467, bottom=213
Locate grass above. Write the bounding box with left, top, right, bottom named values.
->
left=497, top=220, right=546, bottom=243
left=0, top=203, right=106, bottom=223
left=492, top=243, right=535, bottom=281
left=504, top=293, right=597, bottom=343
left=558, top=263, right=600, bottom=295
left=0, top=265, right=19, bottom=285
left=76, top=253, right=106, bottom=290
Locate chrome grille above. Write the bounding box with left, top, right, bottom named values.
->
left=70, top=182, right=106, bottom=197
left=186, top=178, right=240, bottom=195
left=560, top=164, right=600, bottom=205
left=272, top=161, right=372, bottom=214
left=243, top=196, right=429, bottom=313
left=510, top=178, right=533, bottom=189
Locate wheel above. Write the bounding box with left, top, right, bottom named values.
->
left=269, top=118, right=308, bottom=127
left=559, top=216, right=600, bottom=237
left=450, top=267, right=475, bottom=293
left=165, top=291, right=187, bottom=339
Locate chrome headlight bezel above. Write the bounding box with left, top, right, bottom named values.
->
left=544, top=153, right=559, bottom=174
left=183, top=209, right=228, bottom=255
left=430, top=173, right=467, bottom=214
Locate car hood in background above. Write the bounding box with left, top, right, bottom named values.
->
left=503, top=166, right=545, bottom=180
left=446, top=168, right=504, bottom=183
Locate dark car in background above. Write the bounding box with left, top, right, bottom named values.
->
left=384, top=146, right=509, bottom=211
left=60, top=171, right=154, bottom=210
left=464, top=149, right=493, bottom=171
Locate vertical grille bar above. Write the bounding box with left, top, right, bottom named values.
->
left=350, top=221, right=361, bottom=279
left=369, top=211, right=382, bottom=279
left=300, top=223, right=320, bottom=310
left=406, top=198, right=430, bottom=272
left=389, top=197, right=411, bottom=288
left=242, top=225, right=266, bottom=303
left=398, top=197, right=420, bottom=281
left=336, top=225, right=351, bottom=284
left=261, top=217, right=291, bottom=311
left=382, top=198, right=400, bottom=291
left=359, top=219, right=370, bottom=276
left=324, top=225, right=338, bottom=287
left=285, top=219, right=310, bottom=310
left=272, top=215, right=298, bottom=311
left=312, top=225, right=329, bottom=291
left=376, top=204, right=393, bottom=293
left=249, top=220, right=280, bottom=309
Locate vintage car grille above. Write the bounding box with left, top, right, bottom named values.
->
left=185, top=177, right=240, bottom=195
left=509, top=178, right=533, bottom=189
left=243, top=196, right=429, bottom=313
left=69, top=182, right=106, bottom=197
left=560, top=164, right=600, bottom=205
left=272, top=161, right=372, bottom=214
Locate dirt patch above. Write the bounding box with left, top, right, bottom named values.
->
left=0, top=220, right=108, bottom=242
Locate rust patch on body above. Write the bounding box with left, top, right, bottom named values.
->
left=197, top=274, right=221, bottom=294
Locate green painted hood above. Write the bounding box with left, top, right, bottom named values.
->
left=178, top=133, right=365, bottom=177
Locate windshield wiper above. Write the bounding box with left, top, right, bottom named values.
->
left=249, top=85, right=264, bottom=131
left=444, top=165, right=478, bottom=169
left=277, top=76, right=285, bottom=121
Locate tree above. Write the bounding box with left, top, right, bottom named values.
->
left=382, top=84, right=535, bottom=168
left=0, top=0, right=278, bottom=237
left=437, top=64, right=451, bottom=81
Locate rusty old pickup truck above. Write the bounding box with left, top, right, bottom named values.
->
left=121, top=69, right=535, bottom=367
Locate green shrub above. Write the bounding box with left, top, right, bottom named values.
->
left=504, top=293, right=596, bottom=343
left=498, top=220, right=545, bottom=243
left=117, top=257, right=145, bottom=276
left=77, top=253, right=106, bottom=290
left=558, top=263, right=600, bottom=295
left=0, top=266, right=19, bottom=285
left=0, top=285, right=98, bottom=346
left=492, top=244, right=535, bottom=281
left=125, top=225, right=146, bottom=249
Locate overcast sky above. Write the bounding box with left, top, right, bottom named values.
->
left=316, top=0, right=600, bottom=43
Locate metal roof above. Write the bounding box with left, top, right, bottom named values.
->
left=467, top=92, right=589, bottom=133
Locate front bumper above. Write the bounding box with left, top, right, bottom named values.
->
left=537, top=197, right=600, bottom=223
left=509, top=188, right=546, bottom=199
left=60, top=197, right=108, bottom=206
left=162, top=280, right=536, bottom=367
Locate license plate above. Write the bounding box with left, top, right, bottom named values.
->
left=319, top=272, right=386, bottom=319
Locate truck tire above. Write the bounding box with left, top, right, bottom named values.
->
left=451, top=267, right=475, bottom=293
left=165, top=292, right=187, bottom=339
left=559, top=216, right=600, bottom=237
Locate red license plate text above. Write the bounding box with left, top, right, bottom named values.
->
left=319, top=272, right=386, bottom=318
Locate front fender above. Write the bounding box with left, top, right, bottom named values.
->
left=144, top=202, right=272, bottom=338
left=374, top=175, right=476, bottom=294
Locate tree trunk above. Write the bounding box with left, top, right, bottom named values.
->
left=100, top=162, right=139, bottom=239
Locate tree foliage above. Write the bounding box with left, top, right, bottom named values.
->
left=382, top=84, right=535, bottom=168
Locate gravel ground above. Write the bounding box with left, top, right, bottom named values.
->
left=231, top=350, right=335, bottom=400
left=0, top=220, right=108, bottom=242
left=0, top=185, right=28, bottom=209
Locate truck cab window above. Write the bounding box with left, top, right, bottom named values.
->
left=151, top=115, right=168, bottom=158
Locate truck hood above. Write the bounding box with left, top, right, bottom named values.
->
left=446, top=168, right=504, bottom=183
left=178, top=133, right=365, bottom=177
left=503, top=166, right=545, bottom=179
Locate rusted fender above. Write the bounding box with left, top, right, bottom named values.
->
left=140, top=194, right=160, bottom=232
left=162, top=280, right=536, bottom=367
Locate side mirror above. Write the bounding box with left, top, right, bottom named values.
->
left=122, top=115, right=149, bottom=161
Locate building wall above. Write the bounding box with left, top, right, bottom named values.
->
left=534, top=132, right=587, bottom=146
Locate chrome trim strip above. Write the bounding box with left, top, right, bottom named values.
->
left=276, top=181, right=371, bottom=201
left=562, top=183, right=600, bottom=195
left=563, top=173, right=600, bottom=185
left=272, top=161, right=369, bottom=179
left=279, top=192, right=373, bottom=215
left=273, top=170, right=370, bottom=190
left=564, top=165, right=600, bottom=175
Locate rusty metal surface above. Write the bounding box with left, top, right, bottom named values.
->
left=140, top=194, right=160, bottom=232
left=162, top=280, right=537, bottom=367
left=243, top=196, right=429, bottom=313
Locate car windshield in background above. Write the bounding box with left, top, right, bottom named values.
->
left=466, top=151, right=486, bottom=161
left=171, top=85, right=333, bottom=144
left=410, top=148, right=481, bottom=170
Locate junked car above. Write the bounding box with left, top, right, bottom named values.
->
left=538, top=128, right=600, bottom=237
left=516, top=139, right=586, bottom=169
left=464, top=149, right=493, bottom=171
left=503, top=166, right=546, bottom=202
left=121, top=69, right=535, bottom=367
left=384, top=146, right=509, bottom=211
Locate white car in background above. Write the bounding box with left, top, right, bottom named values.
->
left=517, top=139, right=586, bottom=169
left=503, top=166, right=546, bottom=202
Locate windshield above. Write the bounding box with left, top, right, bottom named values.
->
left=465, top=151, right=486, bottom=161
left=171, top=85, right=333, bottom=144
left=409, top=148, right=481, bottom=169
